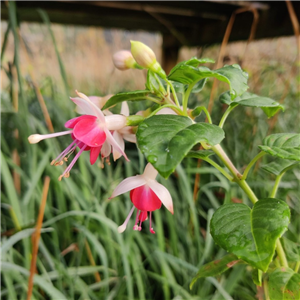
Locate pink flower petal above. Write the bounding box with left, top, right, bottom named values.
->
left=143, top=163, right=158, bottom=180
left=110, top=175, right=146, bottom=198
left=105, top=129, right=129, bottom=161
left=71, top=97, right=97, bottom=116
left=130, top=185, right=162, bottom=212
left=121, top=102, right=129, bottom=116
left=112, top=131, right=125, bottom=161
left=123, top=133, right=137, bottom=143
left=101, top=140, right=111, bottom=158
left=147, top=180, right=173, bottom=214
left=75, top=91, right=106, bottom=123
left=73, top=117, right=106, bottom=147
left=90, top=146, right=101, bottom=165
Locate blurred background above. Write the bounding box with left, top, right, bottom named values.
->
left=1, top=1, right=299, bottom=299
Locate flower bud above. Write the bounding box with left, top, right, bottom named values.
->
left=130, top=41, right=166, bottom=78
left=113, top=50, right=140, bottom=71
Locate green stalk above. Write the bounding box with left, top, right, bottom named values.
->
left=203, top=157, right=234, bottom=181
left=182, top=83, right=196, bottom=115
left=148, top=104, right=184, bottom=117
left=192, top=106, right=212, bottom=124
left=154, top=73, right=166, bottom=94
left=270, top=172, right=285, bottom=198
left=212, top=144, right=258, bottom=204
left=294, top=261, right=300, bottom=272
left=276, top=240, right=289, bottom=268
left=263, top=278, right=270, bottom=300
left=270, top=165, right=295, bottom=198
left=218, top=104, right=238, bottom=128
left=166, top=79, right=180, bottom=107
left=145, top=96, right=162, bottom=104
left=242, top=152, right=266, bottom=180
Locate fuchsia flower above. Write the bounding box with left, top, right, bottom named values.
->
left=28, top=91, right=129, bottom=180
left=110, top=163, right=173, bottom=234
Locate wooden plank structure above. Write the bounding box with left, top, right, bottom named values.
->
left=1, top=1, right=299, bottom=72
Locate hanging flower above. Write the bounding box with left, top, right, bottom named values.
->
left=110, top=163, right=173, bottom=234
left=28, top=91, right=129, bottom=180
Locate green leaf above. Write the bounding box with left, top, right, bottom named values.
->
left=262, top=158, right=299, bottom=176
left=258, top=133, right=300, bottom=161
left=102, top=90, right=152, bottom=110
left=191, top=78, right=208, bottom=93
left=186, top=150, right=215, bottom=159
left=268, top=267, right=300, bottom=300
left=252, top=268, right=262, bottom=286
left=281, top=237, right=300, bottom=262
left=168, top=57, right=215, bottom=76
left=167, top=79, right=207, bottom=94
left=168, top=64, right=248, bottom=99
left=136, top=115, right=225, bottom=178
left=210, top=198, right=290, bottom=272
left=190, top=254, right=240, bottom=289
left=219, top=91, right=284, bottom=117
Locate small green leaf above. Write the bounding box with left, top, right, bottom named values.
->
left=190, top=254, right=240, bottom=289
left=186, top=150, right=215, bottom=159
left=102, top=90, right=152, bottom=110
left=168, top=64, right=248, bottom=99
left=281, top=237, right=300, bottom=262
left=167, top=79, right=207, bottom=94
left=219, top=91, right=284, bottom=117
left=136, top=115, right=225, bottom=178
left=258, top=133, right=300, bottom=161
left=210, top=198, right=290, bottom=272
left=262, top=158, right=299, bottom=176
left=168, top=57, right=215, bottom=76
left=191, top=78, right=207, bottom=93
left=268, top=267, right=300, bottom=300
left=252, top=268, right=262, bottom=286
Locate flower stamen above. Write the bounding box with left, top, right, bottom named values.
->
left=51, top=139, right=77, bottom=166
left=118, top=205, right=135, bottom=233
left=133, top=209, right=140, bottom=231
left=58, top=145, right=87, bottom=181
left=149, top=212, right=155, bottom=234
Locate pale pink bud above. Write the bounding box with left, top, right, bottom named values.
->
left=113, top=50, right=137, bottom=70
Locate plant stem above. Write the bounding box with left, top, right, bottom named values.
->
left=148, top=104, right=184, bottom=117
left=182, top=83, right=196, bottom=115
left=203, top=157, right=234, bottom=181
left=212, top=144, right=259, bottom=205
left=270, top=164, right=295, bottom=198
left=263, top=278, right=270, bottom=300
left=192, top=106, right=213, bottom=124
left=270, top=172, right=285, bottom=198
left=145, top=96, right=162, bottom=104
left=166, top=79, right=180, bottom=107
left=294, top=261, right=300, bottom=272
left=154, top=73, right=166, bottom=94
left=218, top=104, right=238, bottom=128
left=276, top=240, right=289, bottom=268
left=242, top=152, right=266, bottom=180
